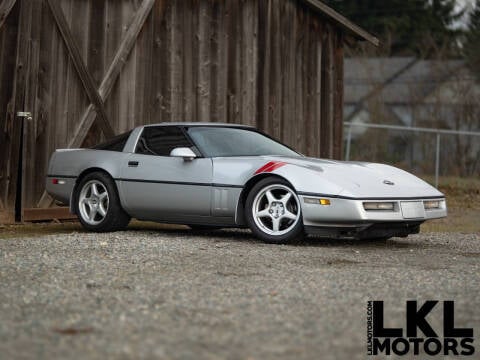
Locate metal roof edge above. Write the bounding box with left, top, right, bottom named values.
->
left=299, top=0, right=380, bottom=46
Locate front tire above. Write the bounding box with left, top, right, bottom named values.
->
left=75, top=172, right=130, bottom=232
left=245, top=177, right=304, bottom=244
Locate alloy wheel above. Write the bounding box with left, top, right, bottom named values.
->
left=252, top=184, right=301, bottom=236
left=78, top=180, right=109, bottom=225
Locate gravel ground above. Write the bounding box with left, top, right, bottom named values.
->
left=0, top=229, right=479, bottom=360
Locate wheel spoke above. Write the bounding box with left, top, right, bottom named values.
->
left=272, top=217, right=281, bottom=232
left=89, top=207, right=97, bottom=221
left=99, top=191, right=108, bottom=201
left=265, top=190, right=276, bottom=205
left=98, top=204, right=107, bottom=217
left=280, top=192, right=292, bottom=204
left=91, top=183, right=99, bottom=196
left=282, top=210, right=297, bottom=221
left=256, top=209, right=271, bottom=218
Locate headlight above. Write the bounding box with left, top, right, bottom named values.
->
left=363, top=202, right=395, bottom=211
left=424, top=200, right=441, bottom=210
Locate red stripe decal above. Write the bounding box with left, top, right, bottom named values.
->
left=254, top=162, right=274, bottom=174
left=254, top=161, right=287, bottom=175
left=268, top=161, right=287, bottom=172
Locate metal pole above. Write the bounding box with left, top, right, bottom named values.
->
left=345, top=124, right=352, bottom=161
left=435, top=133, right=440, bottom=188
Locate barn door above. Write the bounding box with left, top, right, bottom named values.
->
left=16, top=0, right=157, bottom=222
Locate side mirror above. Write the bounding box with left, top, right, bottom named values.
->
left=170, top=147, right=197, bottom=161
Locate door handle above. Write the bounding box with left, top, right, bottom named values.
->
left=128, top=161, right=139, bottom=167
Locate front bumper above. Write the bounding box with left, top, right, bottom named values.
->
left=300, top=195, right=446, bottom=239
left=304, top=221, right=423, bottom=239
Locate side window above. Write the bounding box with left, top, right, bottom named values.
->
left=92, top=131, right=132, bottom=152
left=135, top=126, right=193, bottom=156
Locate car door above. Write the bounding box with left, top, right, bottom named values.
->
left=119, top=126, right=213, bottom=220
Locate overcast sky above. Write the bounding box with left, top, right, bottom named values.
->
left=455, top=0, right=476, bottom=28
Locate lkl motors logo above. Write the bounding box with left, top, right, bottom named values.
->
left=367, top=301, right=475, bottom=356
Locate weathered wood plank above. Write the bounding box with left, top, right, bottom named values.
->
left=286, top=1, right=297, bottom=149
left=87, top=0, right=105, bottom=87
left=156, top=0, right=171, bottom=122
left=333, top=29, right=344, bottom=159
left=0, top=0, right=16, bottom=30
left=136, top=3, right=154, bottom=126
left=279, top=0, right=289, bottom=145
left=181, top=0, right=194, bottom=122
left=270, top=0, right=282, bottom=139
left=118, top=0, right=136, bottom=133
left=103, top=0, right=123, bottom=133
left=209, top=1, right=220, bottom=122
left=321, top=24, right=334, bottom=158
left=170, top=0, right=182, bottom=121
left=242, top=0, right=257, bottom=127
left=0, top=0, right=19, bottom=211
left=256, top=0, right=269, bottom=132
left=226, top=0, right=240, bottom=124
left=197, top=0, right=210, bottom=122
left=67, top=0, right=89, bottom=142
left=46, top=0, right=114, bottom=139
left=295, top=8, right=305, bottom=154
left=314, top=20, right=322, bottom=157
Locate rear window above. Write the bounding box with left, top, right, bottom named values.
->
left=92, top=131, right=132, bottom=152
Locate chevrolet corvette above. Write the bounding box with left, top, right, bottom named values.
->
left=46, top=123, right=447, bottom=243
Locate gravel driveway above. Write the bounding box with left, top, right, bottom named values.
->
left=0, top=229, right=479, bottom=359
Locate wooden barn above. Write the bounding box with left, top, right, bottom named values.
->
left=0, top=0, right=377, bottom=223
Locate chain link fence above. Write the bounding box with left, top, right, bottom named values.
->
left=343, top=122, right=480, bottom=187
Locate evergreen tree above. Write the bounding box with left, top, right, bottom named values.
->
left=464, top=0, right=480, bottom=79
left=324, top=0, right=464, bottom=57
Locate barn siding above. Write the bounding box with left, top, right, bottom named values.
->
left=0, top=0, right=19, bottom=221
left=0, top=0, right=345, bottom=220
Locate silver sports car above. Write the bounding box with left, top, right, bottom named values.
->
left=46, top=123, right=447, bottom=243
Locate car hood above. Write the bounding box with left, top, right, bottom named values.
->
left=265, top=155, right=444, bottom=199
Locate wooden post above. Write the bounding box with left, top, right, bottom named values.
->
left=7, top=0, right=33, bottom=221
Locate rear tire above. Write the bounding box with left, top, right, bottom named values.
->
left=75, top=172, right=130, bottom=232
left=245, top=177, right=304, bottom=244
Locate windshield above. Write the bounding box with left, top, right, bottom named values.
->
left=187, top=127, right=300, bottom=158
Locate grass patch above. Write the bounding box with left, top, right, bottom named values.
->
left=0, top=221, right=186, bottom=240
left=420, top=176, right=480, bottom=233
left=0, top=222, right=82, bottom=240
